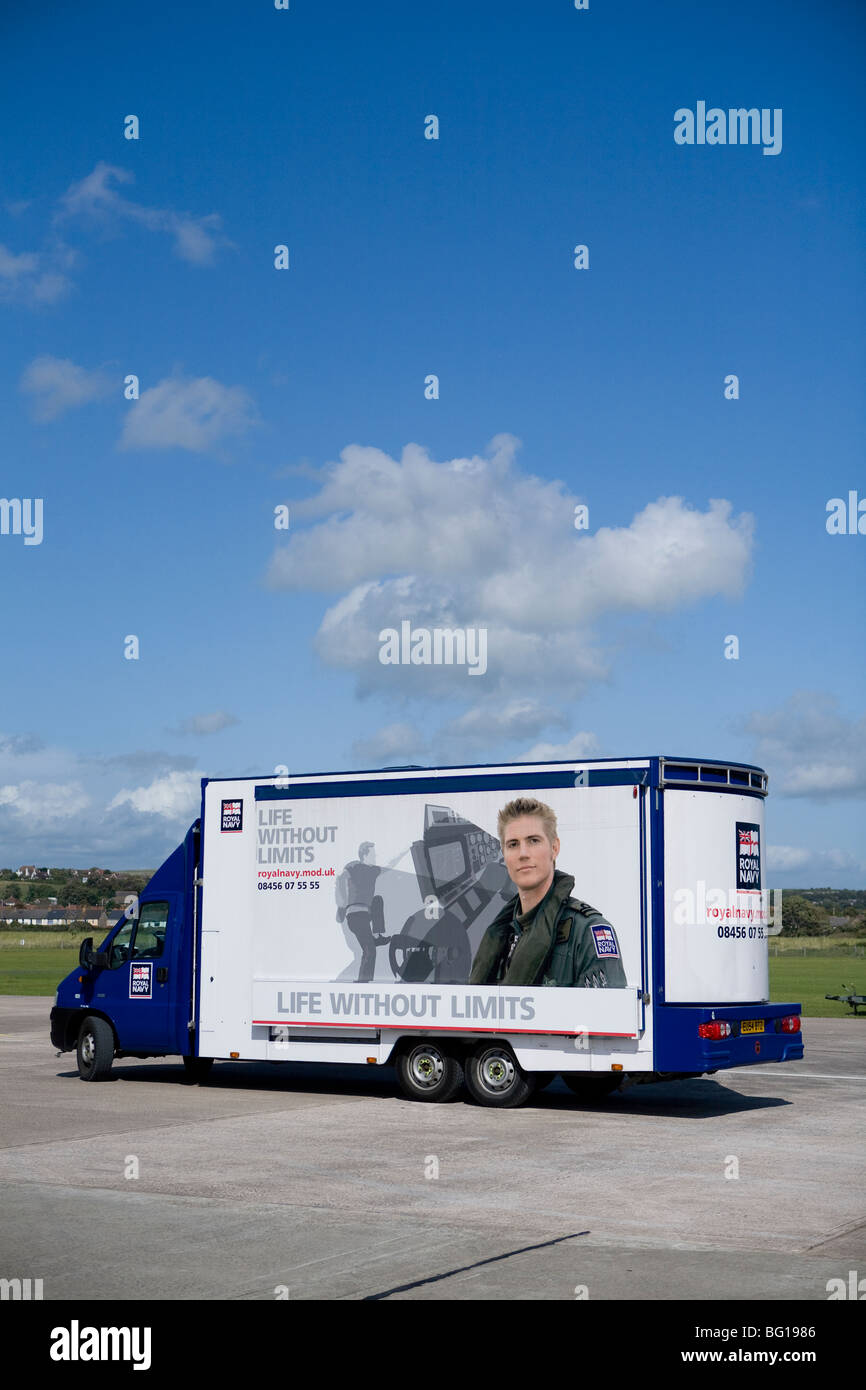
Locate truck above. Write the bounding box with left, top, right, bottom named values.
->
left=50, top=755, right=803, bottom=1107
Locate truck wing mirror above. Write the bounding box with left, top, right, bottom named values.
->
left=79, top=938, right=109, bottom=971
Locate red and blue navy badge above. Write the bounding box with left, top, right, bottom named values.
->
left=591, top=924, right=619, bottom=958
left=130, top=961, right=153, bottom=999
left=736, top=821, right=761, bottom=889
left=221, top=798, right=243, bottom=832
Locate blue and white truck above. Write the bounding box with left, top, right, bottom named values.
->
left=50, top=755, right=803, bottom=1107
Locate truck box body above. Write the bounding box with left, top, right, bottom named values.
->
left=51, top=756, right=803, bottom=1096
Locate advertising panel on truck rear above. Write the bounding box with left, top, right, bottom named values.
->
left=663, top=788, right=769, bottom=1003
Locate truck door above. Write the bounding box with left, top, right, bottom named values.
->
left=91, top=896, right=180, bottom=1053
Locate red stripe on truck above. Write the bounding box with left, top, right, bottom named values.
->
left=253, top=1018, right=638, bottom=1037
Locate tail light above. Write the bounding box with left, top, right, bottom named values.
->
left=698, top=1021, right=732, bottom=1040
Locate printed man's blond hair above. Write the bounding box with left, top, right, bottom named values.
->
left=497, top=797, right=558, bottom=847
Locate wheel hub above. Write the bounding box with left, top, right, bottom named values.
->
left=480, top=1050, right=514, bottom=1091
left=81, top=1032, right=94, bottom=1065
left=410, top=1049, right=444, bottom=1088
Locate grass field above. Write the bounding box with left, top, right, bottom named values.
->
left=768, top=954, right=865, bottom=1019
left=0, top=935, right=864, bottom=1018
left=0, top=939, right=92, bottom=997
left=768, top=934, right=864, bottom=954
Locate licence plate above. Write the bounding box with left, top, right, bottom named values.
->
left=741, top=1019, right=764, bottom=1034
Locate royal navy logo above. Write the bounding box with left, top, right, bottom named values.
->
left=736, top=822, right=761, bottom=889
left=591, top=924, right=619, bottom=958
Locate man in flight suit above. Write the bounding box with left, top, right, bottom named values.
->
left=469, top=797, right=627, bottom=988
left=335, top=841, right=407, bottom=982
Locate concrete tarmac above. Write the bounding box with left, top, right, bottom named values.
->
left=1, top=997, right=864, bottom=1301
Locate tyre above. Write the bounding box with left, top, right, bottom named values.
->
left=561, top=1074, right=622, bottom=1101
left=395, top=1041, right=464, bottom=1102
left=76, top=1015, right=115, bottom=1081
left=182, top=1056, right=214, bottom=1084
left=465, top=1043, right=536, bottom=1108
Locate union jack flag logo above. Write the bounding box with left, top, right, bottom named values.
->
left=736, top=821, right=762, bottom=889
left=591, top=924, right=619, bottom=958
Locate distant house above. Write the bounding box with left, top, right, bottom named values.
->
left=0, top=905, right=107, bottom=929
left=18, top=866, right=36, bottom=879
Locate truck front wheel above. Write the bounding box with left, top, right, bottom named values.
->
left=77, top=1015, right=115, bottom=1081
left=395, top=1042, right=464, bottom=1102
left=465, top=1043, right=536, bottom=1108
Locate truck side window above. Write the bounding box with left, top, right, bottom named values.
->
left=108, top=920, right=135, bottom=969
left=131, top=902, right=169, bottom=960
left=106, top=902, right=169, bottom=968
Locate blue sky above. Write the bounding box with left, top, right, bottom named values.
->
left=1, top=0, right=863, bottom=882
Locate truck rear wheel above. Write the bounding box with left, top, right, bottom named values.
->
left=396, top=1041, right=464, bottom=1102
left=77, top=1015, right=115, bottom=1081
left=465, top=1043, right=536, bottom=1108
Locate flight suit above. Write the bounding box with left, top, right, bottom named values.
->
left=336, top=859, right=385, bottom=983
left=468, top=869, right=627, bottom=987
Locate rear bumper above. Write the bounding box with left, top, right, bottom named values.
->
left=654, top=1001, right=803, bottom=1072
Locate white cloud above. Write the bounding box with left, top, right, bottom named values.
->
left=0, top=736, right=206, bottom=863
left=766, top=844, right=811, bottom=872
left=82, top=750, right=197, bottom=773
left=431, top=704, right=587, bottom=764
left=108, top=771, right=201, bottom=821
left=20, top=355, right=114, bottom=421
left=767, top=843, right=862, bottom=874
left=352, top=722, right=428, bottom=766
left=266, top=435, right=753, bottom=700
left=118, top=374, right=257, bottom=454
left=743, top=693, right=866, bottom=800
left=441, top=700, right=569, bottom=745
left=314, top=576, right=612, bottom=699
left=57, top=161, right=232, bottom=266
left=0, top=162, right=230, bottom=313
left=0, top=738, right=80, bottom=789
left=0, top=733, right=45, bottom=756
left=171, top=711, right=240, bottom=736
left=0, top=242, right=73, bottom=306
left=351, top=709, right=590, bottom=768
left=0, top=780, right=90, bottom=823
left=520, top=731, right=601, bottom=763
left=59, top=162, right=135, bottom=217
